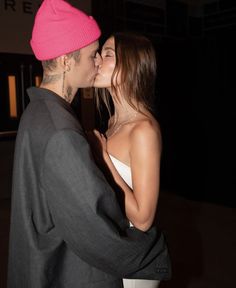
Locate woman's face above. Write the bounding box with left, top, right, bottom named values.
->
left=94, top=37, right=117, bottom=88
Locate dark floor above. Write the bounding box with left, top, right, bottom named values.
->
left=156, top=192, right=236, bottom=288
left=1, top=192, right=235, bottom=288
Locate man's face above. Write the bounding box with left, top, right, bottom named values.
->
left=70, top=41, right=99, bottom=88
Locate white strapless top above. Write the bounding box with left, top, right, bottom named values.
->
left=109, top=156, right=160, bottom=287
left=109, top=154, right=133, bottom=189
left=109, top=154, right=133, bottom=228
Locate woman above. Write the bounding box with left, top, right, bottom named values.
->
left=93, top=32, right=162, bottom=288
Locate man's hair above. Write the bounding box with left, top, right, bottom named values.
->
left=42, top=50, right=81, bottom=71
left=95, top=32, right=157, bottom=116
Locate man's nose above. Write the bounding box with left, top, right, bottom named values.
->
left=95, top=52, right=102, bottom=67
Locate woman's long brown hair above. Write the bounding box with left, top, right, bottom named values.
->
left=95, top=32, right=157, bottom=117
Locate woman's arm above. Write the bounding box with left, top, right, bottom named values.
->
left=103, top=120, right=162, bottom=231
left=128, top=121, right=162, bottom=230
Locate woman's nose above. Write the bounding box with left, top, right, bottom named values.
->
left=95, top=52, right=102, bottom=67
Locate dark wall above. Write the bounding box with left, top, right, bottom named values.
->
left=0, top=53, right=42, bottom=199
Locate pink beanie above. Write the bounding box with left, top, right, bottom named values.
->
left=30, top=0, right=101, bottom=60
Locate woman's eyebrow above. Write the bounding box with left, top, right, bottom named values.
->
left=102, top=47, right=115, bottom=51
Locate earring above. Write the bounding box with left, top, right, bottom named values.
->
left=62, top=70, right=66, bottom=98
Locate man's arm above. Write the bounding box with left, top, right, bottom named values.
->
left=41, top=129, right=171, bottom=280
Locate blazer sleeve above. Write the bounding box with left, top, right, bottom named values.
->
left=41, top=129, right=171, bottom=280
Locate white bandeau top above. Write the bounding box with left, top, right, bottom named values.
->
left=109, top=154, right=134, bottom=227
left=109, top=154, right=132, bottom=189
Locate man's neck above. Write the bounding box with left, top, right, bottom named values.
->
left=40, top=83, right=75, bottom=104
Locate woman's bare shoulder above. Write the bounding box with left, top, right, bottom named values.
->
left=130, top=116, right=161, bottom=142
left=129, top=116, right=162, bottom=162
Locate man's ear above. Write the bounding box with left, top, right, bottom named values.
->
left=58, top=55, right=70, bottom=71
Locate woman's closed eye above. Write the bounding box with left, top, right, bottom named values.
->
left=101, top=48, right=114, bottom=58
left=101, top=53, right=114, bottom=60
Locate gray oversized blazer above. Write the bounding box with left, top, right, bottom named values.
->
left=7, top=87, right=171, bottom=288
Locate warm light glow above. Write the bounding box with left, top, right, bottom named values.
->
left=35, top=76, right=42, bottom=87
left=8, top=75, right=17, bottom=118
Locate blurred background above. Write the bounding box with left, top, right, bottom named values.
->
left=0, top=1, right=235, bottom=287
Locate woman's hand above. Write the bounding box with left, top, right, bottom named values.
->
left=86, top=130, right=108, bottom=164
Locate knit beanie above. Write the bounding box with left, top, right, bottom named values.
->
left=30, top=0, right=101, bottom=60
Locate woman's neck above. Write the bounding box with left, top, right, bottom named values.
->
left=112, top=102, right=138, bottom=123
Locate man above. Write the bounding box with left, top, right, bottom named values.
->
left=7, top=1, right=171, bottom=287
